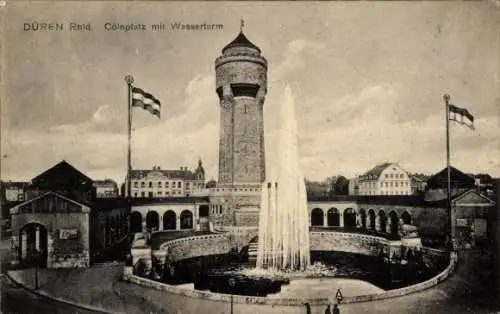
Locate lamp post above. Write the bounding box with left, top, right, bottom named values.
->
left=228, top=277, right=235, bottom=314
left=33, top=249, right=40, bottom=290
left=388, top=251, right=393, bottom=289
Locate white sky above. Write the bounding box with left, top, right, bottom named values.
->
left=1, top=1, right=499, bottom=184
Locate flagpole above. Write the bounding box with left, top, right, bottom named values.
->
left=443, top=93, right=454, bottom=251
left=125, top=75, right=134, bottom=198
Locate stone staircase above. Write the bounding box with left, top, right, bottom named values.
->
left=247, top=237, right=259, bottom=265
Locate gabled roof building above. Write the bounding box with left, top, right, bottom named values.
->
left=128, top=159, right=206, bottom=198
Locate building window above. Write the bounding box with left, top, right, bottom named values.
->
left=141, top=182, right=145, bottom=188
left=385, top=174, right=388, bottom=178
left=166, top=182, right=169, bottom=188
left=166, top=191, right=170, bottom=195
left=186, top=182, right=190, bottom=188
left=148, top=192, right=153, bottom=198
left=158, top=191, right=162, bottom=196
left=134, top=192, right=138, bottom=197
left=177, top=182, right=182, bottom=188
left=149, top=181, right=153, bottom=188
left=133, top=182, right=138, bottom=188
left=158, top=182, right=162, bottom=188
left=141, top=192, right=145, bottom=197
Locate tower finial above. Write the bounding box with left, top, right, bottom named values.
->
left=240, top=18, right=244, bottom=32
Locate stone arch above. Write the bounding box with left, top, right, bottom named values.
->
left=105, top=217, right=111, bottom=245
left=311, top=208, right=324, bottom=226
left=378, top=210, right=387, bottom=233
left=146, top=211, right=160, bottom=231
left=401, top=211, right=412, bottom=225
left=19, top=222, right=48, bottom=267
left=180, top=210, right=193, bottom=229
left=359, top=209, right=367, bottom=228
left=163, top=210, right=176, bottom=230
left=368, top=209, right=376, bottom=230
left=327, top=208, right=340, bottom=227
left=130, top=211, right=142, bottom=233
left=389, top=211, right=399, bottom=236
left=199, top=205, right=209, bottom=217
left=343, top=208, right=357, bottom=228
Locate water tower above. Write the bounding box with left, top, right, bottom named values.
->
left=212, top=24, right=267, bottom=228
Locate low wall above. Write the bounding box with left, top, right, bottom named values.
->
left=158, top=234, right=230, bottom=262
left=310, top=231, right=390, bottom=255
left=123, top=251, right=457, bottom=306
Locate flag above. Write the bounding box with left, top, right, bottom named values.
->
left=449, top=104, right=474, bottom=130
left=131, top=87, right=161, bottom=118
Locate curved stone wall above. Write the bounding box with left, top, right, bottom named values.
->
left=156, top=231, right=396, bottom=264
left=158, top=234, right=230, bottom=262
left=310, top=231, right=390, bottom=255
left=127, top=232, right=456, bottom=307
left=123, top=252, right=457, bottom=306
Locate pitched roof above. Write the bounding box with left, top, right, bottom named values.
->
left=93, top=179, right=118, bottom=186
left=426, top=166, right=475, bottom=189
left=360, top=162, right=394, bottom=180
left=1, top=181, right=29, bottom=189
left=131, top=196, right=210, bottom=206
left=11, top=191, right=91, bottom=211
left=222, top=31, right=261, bottom=53
left=129, top=169, right=198, bottom=180
left=31, top=160, right=93, bottom=185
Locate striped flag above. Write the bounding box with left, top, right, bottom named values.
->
left=449, top=104, right=474, bottom=130
left=132, top=87, right=161, bottom=118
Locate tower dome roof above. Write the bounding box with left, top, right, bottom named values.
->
left=222, top=31, right=261, bottom=54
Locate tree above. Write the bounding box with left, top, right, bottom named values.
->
left=329, top=176, right=349, bottom=195
left=305, top=179, right=328, bottom=197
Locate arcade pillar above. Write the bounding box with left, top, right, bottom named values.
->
left=35, top=226, right=40, bottom=251
left=21, top=231, right=27, bottom=259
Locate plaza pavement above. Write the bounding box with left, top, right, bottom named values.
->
left=5, top=249, right=499, bottom=314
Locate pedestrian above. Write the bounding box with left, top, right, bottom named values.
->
left=304, top=302, right=311, bottom=314
left=324, top=303, right=332, bottom=314
left=333, top=303, right=340, bottom=314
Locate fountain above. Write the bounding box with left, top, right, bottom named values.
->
left=137, top=86, right=445, bottom=298
left=256, top=85, right=311, bottom=271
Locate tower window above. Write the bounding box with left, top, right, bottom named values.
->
left=230, top=83, right=259, bottom=98
left=216, top=87, right=223, bottom=100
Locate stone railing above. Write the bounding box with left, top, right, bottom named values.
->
left=310, top=231, right=391, bottom=256
left=158, top=234, right=230, bottom=262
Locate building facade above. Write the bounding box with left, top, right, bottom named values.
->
left=357, top=163, right=413, bottom=196
left=1, top=181, right=28, bottom=202
left=129, top=160, right=205, bottom=198
left=94, top=179, right=119, bottom=198
left=9, top=161, right=129, bottom=268
left=211, top=29, right=267, bottom=227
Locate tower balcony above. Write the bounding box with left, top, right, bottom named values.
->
left=215, top=54, right=268, bottom=69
